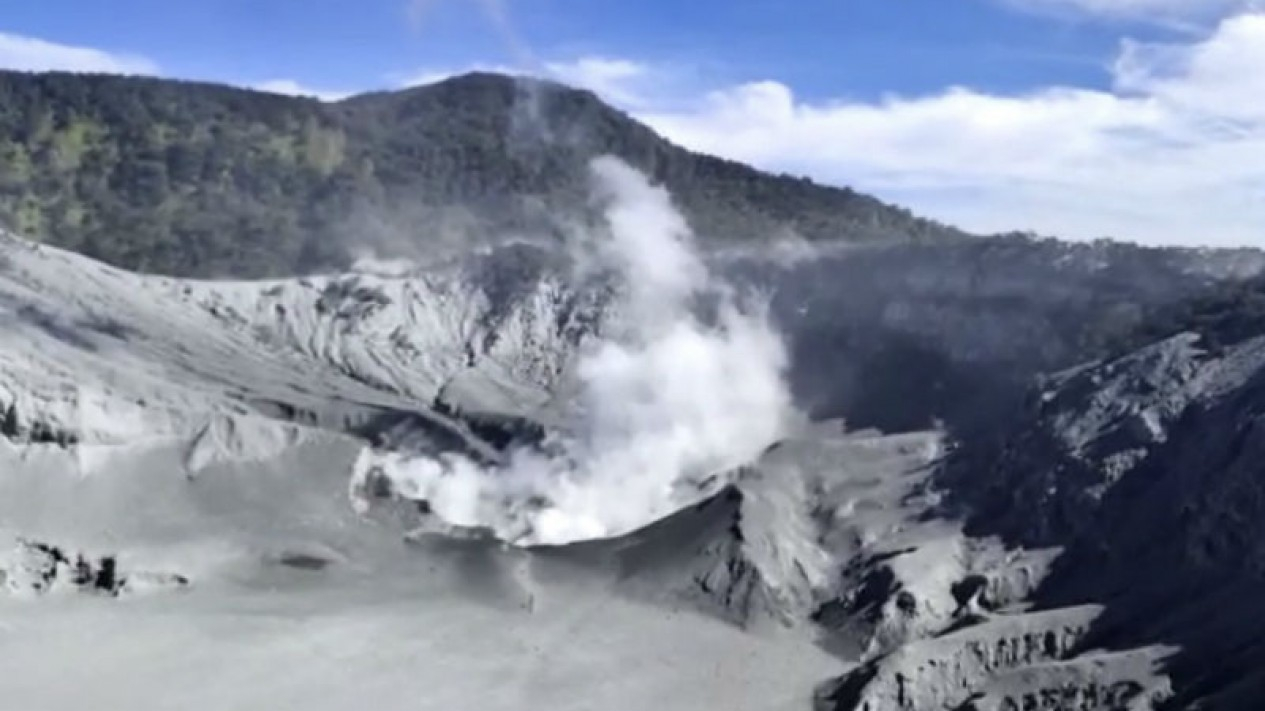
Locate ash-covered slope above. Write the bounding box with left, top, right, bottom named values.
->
left=810, top=311, right=1265, bottom=710
left=0, top=153, right=806, bottom=556
left=0, top=155, right=851, bottom=711
left=0, top=225, right=587, bottom=456
left=4, top=150, right=1265, bottom=710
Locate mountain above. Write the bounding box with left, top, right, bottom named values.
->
left=917, top=326, right=1265, bottom=709
left=0, top=222, right=846, bottom=710
left=2, top=147, right=1265, bottom=708
left=0, top=220, right=1049, bottom=710
left=8, top=68, right=1265, bottom=711
left=4, top=222, right=1247, bottom=710
left=805, top=264, right=1265, bottom=711
left=0, top=70, right=962, bottom=277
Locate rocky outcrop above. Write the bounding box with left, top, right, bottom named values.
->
left=1, top=539, right=188, bottom=597
left=934, top=330, right=1265, bottom=709
left=815, top=605, right=1173, bottom=711
left=0, top=232, right=583, bottom=456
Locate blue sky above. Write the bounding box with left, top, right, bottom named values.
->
left=0, top=0, right=1159, bottom=97
left=2, top=0, right=1263, bottom=248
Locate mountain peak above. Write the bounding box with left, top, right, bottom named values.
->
left=0, top=70, right=963, bottom=278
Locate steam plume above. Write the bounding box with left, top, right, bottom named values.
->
left=352, top=157, right=791, bottom=545
left=407, top=0, right=539, bottom=69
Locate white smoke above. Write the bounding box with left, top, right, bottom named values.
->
left=352, top=157, right=792, bottom=545
left=349, top=250, right=418, bottom=278
left=407, top=0, right=538, bottom=69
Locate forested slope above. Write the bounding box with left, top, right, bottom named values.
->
left=0, top=71, right=962, bottom=277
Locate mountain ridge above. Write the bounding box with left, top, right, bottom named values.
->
left=0, top=69, right=963, bottom=277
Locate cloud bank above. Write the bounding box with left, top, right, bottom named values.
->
left=0, top=32, right=157, bottom=75
left=1001, top=0, right=1258, bottom=24
left=252, top=79, right=350, bottom=102
left=625, top=12, right=1265, bottom=247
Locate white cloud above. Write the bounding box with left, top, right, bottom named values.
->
left=0, top=31, right=158, bottom=74
left=1012, top=0, right=1238, bottom=13
left=253, top=79, right=351, bottom=102
left=1001, top=0, right=1257, bottom=26
left=395, top=58, right=656, bottom=106
left=544, top=57, right=654, bottom=106
left=396, top=63, right=521, bottom=88
left=396, top=57, right=694, bottom=120
left=1115, top=14, right=1265, bottom=120
left=633, top=12, right=1265, bottom=247
left=405, top=0, right=534, bottom=65
left=0, top=32, right=354, bottom=102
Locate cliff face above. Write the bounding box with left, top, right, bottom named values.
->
left=729, top=235, right=1264, bottom=435
left=918, top=328, right=1265, bottom=710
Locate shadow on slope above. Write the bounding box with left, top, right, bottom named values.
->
left=730, top=235, right=1263, bottom=439
left=935, top=332, right=1265, bottom=709
left=528, top=486, right=767, bottom=622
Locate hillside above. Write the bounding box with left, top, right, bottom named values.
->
left=4, top=202, right=1254, bottom=710
left=3, top=142, right=1265, bottom=709
left=0, top=70, right=961, bottom=277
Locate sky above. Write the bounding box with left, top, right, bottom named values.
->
left=1, top=0, right=1263, bottom=248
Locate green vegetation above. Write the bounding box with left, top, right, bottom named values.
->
left=0, top=70, right=962, bottom=277
left=1111, top=273, right=1265, bottom=354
